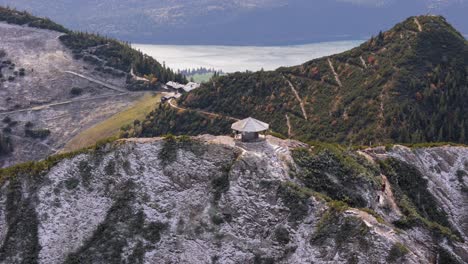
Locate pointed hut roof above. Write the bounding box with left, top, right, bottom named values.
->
left=231, top=117, right=269, bottom=133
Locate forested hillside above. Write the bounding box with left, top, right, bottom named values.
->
left=0, top=6, right=67, bottom=32
left=125, top=104, right=232, bottom=138
left=135, top=16, right=468, bottom=145
left=60, top=33, right=186, bottom=88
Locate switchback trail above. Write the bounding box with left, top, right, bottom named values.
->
left=63, top=71, right=127, bottom=92
left=0, top=69, right=150, bottom=116
left=0, top=92, right=133, bottom=116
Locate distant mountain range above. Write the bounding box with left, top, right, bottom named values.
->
left=0, top=0, right=466, bottom=45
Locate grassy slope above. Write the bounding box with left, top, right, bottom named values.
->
left=63, top=93, right=161, bottom=152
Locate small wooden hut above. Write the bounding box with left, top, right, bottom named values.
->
left=231, top=117, right=269, bottom=142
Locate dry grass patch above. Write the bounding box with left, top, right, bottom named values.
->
left=62, top=93, right=161, bottom=152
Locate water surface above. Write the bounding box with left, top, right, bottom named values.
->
left=132, top=41, right=364, bottom=73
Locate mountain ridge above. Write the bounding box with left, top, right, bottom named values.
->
left=132, top=15, right=468, bottom=146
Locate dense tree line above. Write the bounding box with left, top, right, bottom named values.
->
left=179, top=67, right=224, bottom=76
left=0, top=6, right=68, bottom=32
left=59, top=32, right=186, bottom=86
left=0, top=6, right=186, bottom=88
left=123, top=104, right=231, bottom=138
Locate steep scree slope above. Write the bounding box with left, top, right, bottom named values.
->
left=0, top=136, right=466, bottom=263
left=0, top=7, right=185, bottom=168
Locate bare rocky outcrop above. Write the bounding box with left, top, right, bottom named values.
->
left=0, top=137, right=466, bottom=263
left=366, top=145, right=468, bottom=261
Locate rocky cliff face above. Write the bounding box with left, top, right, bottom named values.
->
left=0, top=136, right=466, bottom=263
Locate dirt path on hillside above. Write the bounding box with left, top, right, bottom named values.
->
left=131, top=68, right=149, bottom=82
left=282, top=75, right=308, bottom=120
left=0, top=92, right=134, bottom=116
left=327, top=58, right=343, bottom=87
left=168, top=99, right=239, bottom=121
left=414, top=18, right=423, bottom=32
left=360, top=56, right=367, bottom=68
left=63, top=71, right=127, bottom=92
left=285, top=114, right=292, bottom=138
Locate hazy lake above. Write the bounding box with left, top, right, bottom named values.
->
left=132, top=41, right=364, bottom=73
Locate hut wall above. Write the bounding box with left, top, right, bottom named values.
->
left=242, top=132, right=259, bottom=142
